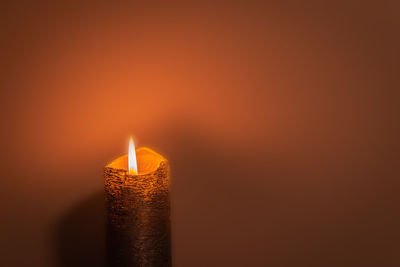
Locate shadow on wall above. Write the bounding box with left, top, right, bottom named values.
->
left=52, top=121, right=396, bottom=267
left=54, top=191, right=106, bottom=267
left=51, top=124, right=240, bottom=267
left=52, top=123, right=285, bottom=267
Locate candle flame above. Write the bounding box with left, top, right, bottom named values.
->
left=129, top=137, right=137, bottom=175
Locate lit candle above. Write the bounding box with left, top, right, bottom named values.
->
left=105, top=137, right=171, bottom=266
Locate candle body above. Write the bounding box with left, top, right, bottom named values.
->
left=105, top=148, right=171, bottom=267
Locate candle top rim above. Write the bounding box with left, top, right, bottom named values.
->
left=106, top=147, right=166, bottom=175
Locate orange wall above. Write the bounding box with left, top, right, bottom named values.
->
left=0, top=1, right=399, bottom=266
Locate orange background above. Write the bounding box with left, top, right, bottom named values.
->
left=1, top=1, right=399, bottom=266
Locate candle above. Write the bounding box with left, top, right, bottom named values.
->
left=105, top=138, right=171, bottom=266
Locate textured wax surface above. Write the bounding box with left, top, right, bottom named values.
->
left=105, top=153, right=171, bottom=267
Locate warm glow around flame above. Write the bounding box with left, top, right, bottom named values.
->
left=129, top=137, right=137, bottom=175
